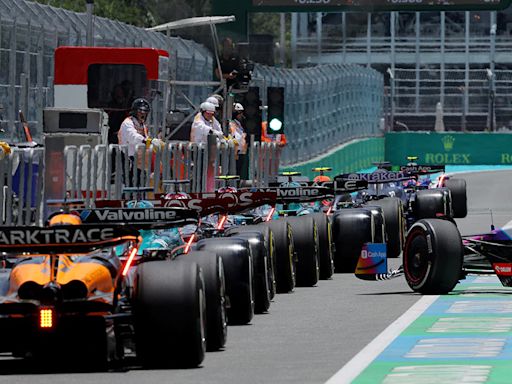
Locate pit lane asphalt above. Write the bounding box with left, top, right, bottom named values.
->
left=3, top=170, right=511, bottom=384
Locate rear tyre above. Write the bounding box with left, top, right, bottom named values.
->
left=331, top=208, right=373, bottom=273
left=286, top=216, right=319, bottom=287
left=311, top=212, right=334, bottom=279
left=196, top=238, right=254, bottom=325
left=415, top=188, right=451, bottom=219
left=227, top=232, right=271, bottom=314
left=225, top=224, right=276, bottom=300
left=403, top=219, right=463, bottom=294
left=444, top=178, right=467, bottom=218
left=185, top=251, right=227, bottom=351
left=259, top=219, right=296, bottom=293
left=134, top=260, right=206, bottom=368
left=369, top=198, right=405, bottom=258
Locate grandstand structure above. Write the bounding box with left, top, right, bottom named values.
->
left=291, top=10, right=512, bottom=131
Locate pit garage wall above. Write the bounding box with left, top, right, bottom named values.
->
left=280, top=138, right=384, bottom=180
left=385, top=132, right=512, bottom=165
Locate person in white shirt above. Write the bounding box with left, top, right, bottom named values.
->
left=190, top=102, right=224, bottom=144
left=229, top=103, right=248, bottom=178
left=118, top=98, right=162, bottom=185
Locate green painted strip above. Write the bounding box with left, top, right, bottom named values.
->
left=352, top=277, right=512, bottom=384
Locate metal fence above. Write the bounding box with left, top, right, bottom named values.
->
left=0, top=140, right=280, bottom=226
left=0, top=0, right=213, bottom=142
left=390, top=68, right=512, bottom=131
left=254, top=63, right=384, bottom=166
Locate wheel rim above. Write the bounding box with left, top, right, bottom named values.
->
left=404, top=228, right=430, bottom=285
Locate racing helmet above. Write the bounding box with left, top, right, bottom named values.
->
left=211, top=94, right=224, bottom=106
left=126, top=200, right=154, bottom=209
left=48, top=213, right=82, bottom=226
left=200, top=102, right=216, bottom=113
left=233, top=103, right=244, bottom=112
left=206, top=96, right=220, bottom=108
left=164, top=192, right=191, bottom=200
left=313, top=175, right=331, bottom=184
left=130, top=98, right=151, bottom=115
left=218, top=186, right=238, bottom=193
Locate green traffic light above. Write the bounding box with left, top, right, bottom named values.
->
left=269, top=118, right=283, bottom=132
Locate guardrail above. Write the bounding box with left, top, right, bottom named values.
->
left=0, top=140, right=280, bottom=226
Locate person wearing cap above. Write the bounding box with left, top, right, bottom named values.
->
left=229, top=103, right=248, bottom=178
left=205, top=96, right=224, bottom=134
left=190, top=101, right=225, bottom=144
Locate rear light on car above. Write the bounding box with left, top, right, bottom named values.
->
left=122, top=246, right=139, bottom=277
left=265, top=207, right=275, bottom=222
left=217, top=215, right=227, bottom=230
left=184, top=234, right=196, bottom=254
left=39, top=308, right=54, bottom=329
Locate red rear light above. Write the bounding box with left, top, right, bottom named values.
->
left=39, top=308, right=54, bottom=329
left=122, top=246, right=139, bottom=276
left=184, top=234, right=196, bottom=254
left=265, top=207, right=275, bottom=222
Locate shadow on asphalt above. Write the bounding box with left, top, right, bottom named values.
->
left=357, top=291, right=418, bottom=296
left=0, top=355, right=204, bottom=375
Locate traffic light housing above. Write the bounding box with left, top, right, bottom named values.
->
left=236, top=87, right=261, bottom=139
left=267, top=86, right=285, bottom=135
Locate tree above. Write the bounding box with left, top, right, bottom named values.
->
left=33, top=0, right=154, bottom=27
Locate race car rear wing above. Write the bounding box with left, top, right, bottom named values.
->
left=0, top=225, right=139, bottom=254
left=385, top=164, right=446, bottom=175
left=254, top=178, right=368, bottom=204
left=336, top=171, right=415, bottom=184
left=92, top=190, right=278, bottom=217
left=162, top=190, right=277, bottom=216
left=75, top=207, right=199, bottom=228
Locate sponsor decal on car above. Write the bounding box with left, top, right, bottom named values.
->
left=493, top=263, right=512, bottom=276
left=356, top=243, right=387, bottom=275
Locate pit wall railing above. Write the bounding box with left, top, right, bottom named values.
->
left=253, top=63, right=384, bottom=167
left=0, top=140, right=280, bottom=226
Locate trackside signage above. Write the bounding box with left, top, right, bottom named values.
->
left=386, top=132, right=512, bottom=165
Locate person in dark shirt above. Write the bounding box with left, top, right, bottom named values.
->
left=215, top=37, right=241, bottom=90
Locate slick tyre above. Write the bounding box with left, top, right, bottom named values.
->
left=311, top=212, right=334, bottom=279
left=286, top=216, right=320, bottom=287
left=134, top=260, right=206, bottom=368
left=196, top=238, right=254, bottom=325
left=331, top=208, right=373, bottom=273
left=403, top=219, right=463, bottom=294
left=259, top=219, right=296, bottom=293
left=370, top=197, right=405, bottom=258
left=186, top=251, right=227, bottom=351
left=225, top=224, right=276, bottom=301
left=444, top=178, right=467, bottom=218
left=227, top=231, right=271, bottom=314
left=415, top=189, right=452, bottom=219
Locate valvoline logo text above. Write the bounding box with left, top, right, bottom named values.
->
left=356, top=243, right=387, bottom=275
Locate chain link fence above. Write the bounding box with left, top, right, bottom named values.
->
left=392, top=68, right=512, bottom=131
left=254, top=64, right=384, bottom=166
left=0, top=0, right=213, bottom=142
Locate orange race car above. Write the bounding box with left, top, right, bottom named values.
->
left=0, top=209, right=206, bottom=369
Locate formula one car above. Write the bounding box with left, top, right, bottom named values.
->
left=0, top=209, right=207, bottom=368
left=355, top=217, right=512, bottom=295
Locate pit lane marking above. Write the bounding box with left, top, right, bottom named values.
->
left=324, top=295, right=438, bottom=384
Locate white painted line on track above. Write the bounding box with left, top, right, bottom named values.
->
left=324, top=295, right=439, bottom=384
